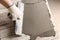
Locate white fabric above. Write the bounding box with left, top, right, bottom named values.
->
left=15, top=2, right=24, bottom=35
left=8, top=4, right=20, bottom=20
left=8, top=2, right=24, bottom=35
left=15, top=19, right=23, bottom=35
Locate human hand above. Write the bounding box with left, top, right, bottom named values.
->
left=8, top=4, right=22, bottom=21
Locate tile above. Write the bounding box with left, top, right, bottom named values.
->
left=0, top=27, right=15, bottom=38
left=1, top=34, right=30, bottom=40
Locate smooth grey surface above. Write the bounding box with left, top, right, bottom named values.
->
left=22, top=0, right=55, bottom=40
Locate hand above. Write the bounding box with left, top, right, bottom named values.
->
left=11, top=8, right=21, bottom=21
left=8, top=5, right=21, bottom=21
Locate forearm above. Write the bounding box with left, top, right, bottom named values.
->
left=0, top=0, right=21, bottom=21
left=0, top=0, right=13, bottom=8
